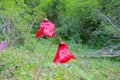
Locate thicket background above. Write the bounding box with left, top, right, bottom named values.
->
left=0, top=0, right=120, bottom=53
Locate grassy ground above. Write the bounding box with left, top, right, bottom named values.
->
left=0, top=38, right=120, bottom=80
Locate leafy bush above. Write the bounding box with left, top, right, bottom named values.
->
left=47, top=0, right=120, bottom=48
left=0, top=0, right=120, bottom=48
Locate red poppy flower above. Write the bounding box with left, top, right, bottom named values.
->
left=36, top=19, right=55, bottom=38
left=53, top=42, right=76, bottom=64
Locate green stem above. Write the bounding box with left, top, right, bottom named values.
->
left=36, top=38, right=57, bottom=79
left=24, top=12, right=47, bottom=49
left=23, top=16, right=38, bottom=48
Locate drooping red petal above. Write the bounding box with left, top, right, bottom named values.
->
left=35, top=29, right=43, bottom=38
left=59, top=50, right=75, bottom=63
left=40, top=19, right=55, bottom=38
left=53, top=51, right=60, bottom=64
left=53, top=42, right=76, bottom=64
left=35, top=19, right=55, bottom=38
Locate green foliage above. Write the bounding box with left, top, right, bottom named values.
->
left=57, top=0, right=101, bottom=44
left=48, top=0, right=120, bottom=48
left=0, top=0, right=31, bottom=45
left=0, top=0, right=120, bottom=48
left=0, top=0, right=45, bottom=46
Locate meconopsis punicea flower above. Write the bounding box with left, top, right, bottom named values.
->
left=35, top=19, right=75, bottom=64
left=53, top=42, right=76, bottom=64
left=36, top=19, right=55, bottom=38
left=0, top=40, right=7, bottom=52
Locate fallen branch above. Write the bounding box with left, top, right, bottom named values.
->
left=83, top=45, right=120, bottom=58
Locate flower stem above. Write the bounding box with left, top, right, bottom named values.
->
left=23, top=16, right=38, bottom=48
left=24, top=12, right=47, bottom=49
left=36, top=38, right=57, bottom=79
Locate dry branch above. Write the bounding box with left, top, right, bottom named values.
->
left=84, top=44, right=120, bottom=58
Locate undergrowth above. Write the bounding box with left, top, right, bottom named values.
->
left=0, top=38, right=120, bottom=80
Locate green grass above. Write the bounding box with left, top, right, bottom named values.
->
left=0, top=38, right=120, bottom=80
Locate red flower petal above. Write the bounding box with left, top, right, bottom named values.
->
left=53, top=42, right=76, bottom=64
left=35, top=19, right=55, bottom=38
left=36, top=29, right=43, bottom=38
